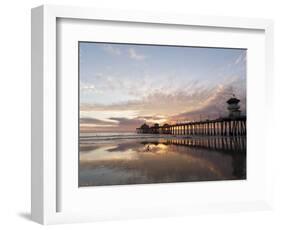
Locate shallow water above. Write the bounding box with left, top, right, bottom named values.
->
left=79, top=135, right=246, bottom=187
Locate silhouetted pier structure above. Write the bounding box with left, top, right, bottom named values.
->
left=136, top=117, right=246, bottom=137
left=136, top=96, right=246, bottom=137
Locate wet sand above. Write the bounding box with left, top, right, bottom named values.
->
left=79, top=136, right=246, bottom=187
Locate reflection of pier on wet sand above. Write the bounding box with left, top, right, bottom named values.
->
left=140, top=136, right=246, bottom=180
left=163, top=136, right=246, bottom=154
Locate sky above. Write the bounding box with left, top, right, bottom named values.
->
left=79, top=42, right=246, bottom=133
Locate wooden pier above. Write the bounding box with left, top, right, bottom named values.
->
left=136, top=116, right=246, bottom=137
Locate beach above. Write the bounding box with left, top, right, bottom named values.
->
left=79, top=133, right=246, bottom=187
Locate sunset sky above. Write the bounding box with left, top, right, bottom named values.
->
left=79, top=42, right=246, bottom=133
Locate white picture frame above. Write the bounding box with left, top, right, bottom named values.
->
left=31, top=5, right=274, bottom=225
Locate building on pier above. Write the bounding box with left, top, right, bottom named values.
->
left=151, top=123, right=160, bottom=134
left=137, top=123, right=150, bottom=133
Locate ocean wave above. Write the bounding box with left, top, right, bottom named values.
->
left=80, top=134, right=163, bottom=141
left=79, top=134, right=192, bottom=142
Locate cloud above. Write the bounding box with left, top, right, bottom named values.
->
left=80, top=72, right=246, bottom=132
left=101, top=45, right=146, bottom=60
left=109, top=117, right=144, bottom=126
left=136, top=115, right=166, bottom=121
left=80, top=71, right=221, bottom=103
left=80, top=117, right=115, bottom=125
left=234, top=51, right=247, bottom=65
left=80, top=74, right=246, bottom=129
left=80, top=116, right=145, bottom=133
left=102, top=44, right=121, bottom=55
left=80, top=117, right=118, bottom=133
left=81, top=81, right=244, bottom=115
left=169, top=84, right=246, bottom=122
left=80, top=83, right=97, bottom=93
left=128, top=48, right=146, bottom=60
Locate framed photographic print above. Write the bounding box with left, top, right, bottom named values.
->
left=78, top=42, right=247, bottom=187
left=31, top=5, right=274, bottom=224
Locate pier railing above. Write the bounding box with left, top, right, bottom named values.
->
left=136, top=117, right=246, bottom=137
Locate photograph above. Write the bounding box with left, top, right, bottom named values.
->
left=79, top=42, right=247, bottom=187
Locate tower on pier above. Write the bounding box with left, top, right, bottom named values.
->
left=227, top=95, right=241, bottom=118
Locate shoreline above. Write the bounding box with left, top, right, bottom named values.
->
left=80, top=134, right=246, bottom=142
